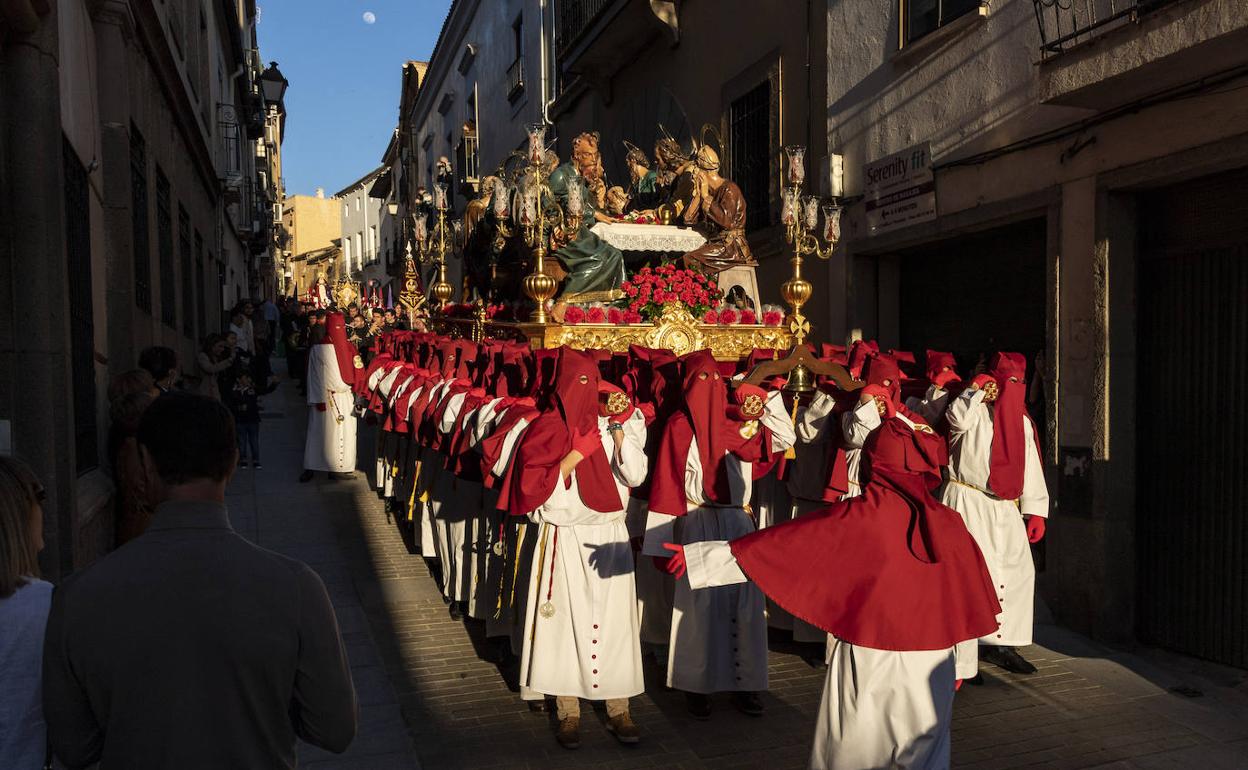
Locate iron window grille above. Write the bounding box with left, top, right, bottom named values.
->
left=156, top=169, right=176, bottom=328
left=130, top=124, right=152, bottom=313
left=730, top=81, right=772, bottom=232
left=64, top=137, right=98, bottom=474
left=179, top=205, right=194, bottom=339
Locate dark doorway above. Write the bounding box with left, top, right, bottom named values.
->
left=1136, top=169, right=1248, bottom=669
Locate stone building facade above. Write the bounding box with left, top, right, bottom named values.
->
left=0, top=0, right=284, bottom=578
left=282, top=190, right=341, bottom=298
left=335, top=166, right=386, bottom=287
left=821, top=0, right=1248, bottom=666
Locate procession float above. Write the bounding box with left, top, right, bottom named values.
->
left=403, top=123, right=857, bottom=393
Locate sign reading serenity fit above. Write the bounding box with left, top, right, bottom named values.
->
left=863, top=143, right=937, bottom=234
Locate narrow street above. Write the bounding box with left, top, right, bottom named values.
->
left=225, top=372, right=1248, bottom=770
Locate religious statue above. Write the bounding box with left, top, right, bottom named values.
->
left=461, top=175, right=497, bottom=300
left=624, top=142, right=660, bottom=212
left=681, top=144, right=757, bottom=277
left=546, top=132, right=626, bottom=307
left=654, top=133, right=697, bottom=221
left=310, top=270, right=331, bottom=309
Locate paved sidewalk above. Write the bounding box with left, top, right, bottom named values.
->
left=230, top=372, right=1248, bottom=769
left=224, top=375, right=420, bottom=770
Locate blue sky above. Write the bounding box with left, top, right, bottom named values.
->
left=257, top=1, right=448, bottom=197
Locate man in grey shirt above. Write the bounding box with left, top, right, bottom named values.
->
left=42, top=392, right=357, bottom=768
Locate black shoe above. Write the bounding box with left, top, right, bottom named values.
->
left=685, top=693, right=712, bottom=720
left=238, top=460, right=249, bottom=469
left=528, top=699, right=550, bottom=713
left=966, top=674, right=985, bottom=686
left=252, top=461, right=263, bottom=470
left=298, top=469, right=314, bottom=483
left=981, top=646, right=1037, bottom=675
left=448, top=602, right=464, bottom=621
left=730, top=691, right=765, bottom=717
left=329, top=471, right=355, bottom=481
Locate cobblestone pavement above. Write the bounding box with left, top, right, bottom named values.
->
left=228, top=373, right=1248, bottom=769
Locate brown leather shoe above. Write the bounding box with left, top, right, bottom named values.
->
left=606, top=712, right=641, bottom=744
left=555, top=717, right=581, bottom=750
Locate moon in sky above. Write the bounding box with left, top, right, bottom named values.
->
left=362, top=11, right=376, bottom=24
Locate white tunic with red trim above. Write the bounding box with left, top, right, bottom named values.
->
left=304, top=344, right=357, bottom=473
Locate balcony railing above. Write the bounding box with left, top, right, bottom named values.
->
left=557, top=0, right=614, bottom=57
left=1032, top=0, right=1178, bottom=56
left=507, top=56, right=524, bottom=98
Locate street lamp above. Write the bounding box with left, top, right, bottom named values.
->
left=259, top=61, right=288, bottom=106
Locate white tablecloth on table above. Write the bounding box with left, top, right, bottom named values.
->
left=590, top=222, right=706, bottom=252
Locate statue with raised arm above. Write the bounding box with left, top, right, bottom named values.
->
left=547, top=132, right=626, bottom=309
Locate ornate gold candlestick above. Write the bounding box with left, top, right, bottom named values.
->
left=415, top=183, right=455, bottom=311
left=509, top=123, right=578, bottom=324
left=781, top=145, right=842, bottom=392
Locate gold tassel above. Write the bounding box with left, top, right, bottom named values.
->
left=785, top=396, right=799, bottom=460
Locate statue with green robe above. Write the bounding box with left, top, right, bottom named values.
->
left=547, top=132, right=626, bottom=307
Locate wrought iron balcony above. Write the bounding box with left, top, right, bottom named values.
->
left=557, top=0, right=615, bottom=58
left=507, top=56, right=524, bottom=99
left=1032, top=0, right=1178, bottom=56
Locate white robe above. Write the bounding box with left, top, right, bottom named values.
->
left=684, top=540, right=958, bottom=770
left=304, top=345, right=358, bottom=473
left=518, top=411, right=649, bottom=701
left=941, top=388, right=1050, bottom=647
left=642, top=391, right=795, bottom=694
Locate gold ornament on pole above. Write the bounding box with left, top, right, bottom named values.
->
left=415, top=182, right=456, bottom=311
left=501, top=123, right=580, bottom=324
left=780, top=145, right=842, bottom=392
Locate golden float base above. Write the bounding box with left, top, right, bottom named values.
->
left=437, top=303, right=794, bottom=361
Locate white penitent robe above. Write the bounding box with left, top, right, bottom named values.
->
left=683, top=540, right=957, bottom=770
left=371, top=364, right=402, bottom=492
left=434, top=387, right=475, bottom=604
left=304, top=344, right=358, bottom=473
left=643, top=392, right=796, bottom=694
left=941, top=388, right=1049, bottom=647
left=519, top=411, right=649, bottom=702
left=841, top=398, right=885, bottom=500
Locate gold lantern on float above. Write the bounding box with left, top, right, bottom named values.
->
left=414, top=182, right=455, bottom=310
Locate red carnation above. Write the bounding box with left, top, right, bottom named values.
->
left=740, top=309, right=758, bottom=325
left=607, top=307, right=624, bottom=324
left=702, top=309, right=719, bottom=324
left=719, top=308, right=739, bottom=325
left=624, top=309, right=643, bottom=324
left=587, top=306, right=607, bottom=324
left=564, top=306, right=586, bottom=324
left=762, top=309, right=783, bottom=327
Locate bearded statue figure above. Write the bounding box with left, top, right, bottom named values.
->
left=545, top=131, right=626, bottom=306
left=680, top=144, right=756, bottom=277
left=654, top=135, right=697, bottom=219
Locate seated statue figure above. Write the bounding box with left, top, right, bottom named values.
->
left=624, top=143, right=661, bottom=213
left=546, top=132, right=626, bottom=306
left=654, top=136, right=697, bottom=221
left=681, top=144, right=757, bottom=277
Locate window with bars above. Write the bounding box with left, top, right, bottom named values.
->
left=179, top=206, right=194, bottom=338
left=194, top=230, right=206, bottom=338
left=157, top=169, right=176, bottom=327
left=64, top=137, right=98, bottom=474
left=130, top=125, right=152, bottom=313
left=730, top=81, right=772, bottom=231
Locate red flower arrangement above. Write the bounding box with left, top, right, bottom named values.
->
left=618, top=263, right=722, bottom=322
left=762, top=308, right=784, bottom=327
left=563, top=305, right=586, bottom=324
left=702, top=309, right=719, bottom=325
left=586, top=306, right=607, bottom=324
left=740, top=308, right=758, bottom=325
left=607, top=307, right=624, bottom=324
left=623, top=309, right=643, bottom=324
left=718, top=307, right=739, bottom=325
